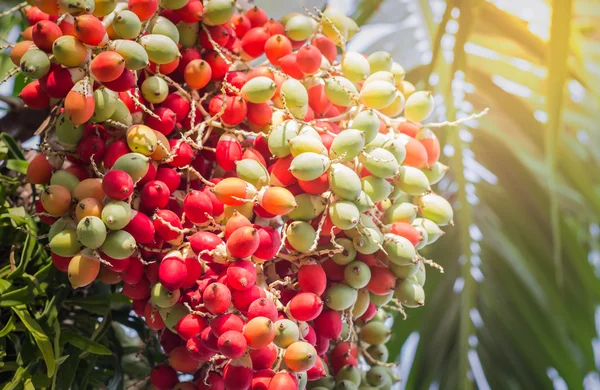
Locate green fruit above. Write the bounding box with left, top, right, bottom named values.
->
left=383, top=202, right=418, bottom=224
left=415, top=192, right=453, bottom=226
left=49, top=217, right=77, bottom=242
left=372, top=308, right=392, bottom=322
left=352, top=191, right=374, bottom=213
left=289, top=153, right=330, bottom=181
left=101, top=201, right=132, bottom=230
left=177, top=22, right=199, bottom=47
left=160, top=303, right=188, bottom=331
left=151, top=282, right=181, bottom=308
left=344, top=261, right=371, bottom=289
left=286, top=221, right=316, bottom=253
left=160, top=0, right=187, bottom=10
left=112, top=10, right=142, bottom=39
left=367, top=51, right=393, bottom=73
left=352, top=110, right=380, bottom=144
left=308, top=375, right=335, bottom=389
left=352, top=227, right=382, bottom=255
left=60, top=0, right=95, bottom=15
left=391, top=62, right=406, bottom=86
left=331, top=237, right=357, bottom=265
left=404, top=91, right=435, bottom=122
left=333, top=380, right=358, bottom=390
left=110, top=40, right=149, bottom=70
left=329, top=163, right=362, bottom=200
left=366, top=344, right=389, bottom=362
left=110, top=99, right=133, bottom=125
left=288, top=194, right=326, bottom=221
left=281, top=79, right=309, bottom=119
left=383, top=234, right=417, bottom=266
left=113, top=153, right=150, bottom=182
left=329, top=130, right=365, bottom=161
left=77, top=216, right=107, bottom=249
left=378, top=91, right=405, bottom=117
left=285, top=14, right=315, bottom=41
left=365, top=133, right=387, bottom=150
left=342, top=52, right=370, bottom=84
left=369, top=292, right=393, bottom=307
left=241, top=76, right=276, bottom=103
left=382, top=138, right=406, bottom=165
left=20, top=49, right=50, bottom=79
left=388, top=261, right=419, bottom=280
left=92, top=88, right=118, bottom=122
left=395, top=278, right=425, bottom=307
left=236, top=159, right=268, bottom=189
left=360, top=148, right=399, bottom=179
left=423, top=161, right=449, bottom=185
left=202, top=0, right=235, bottom=26
left=274, top=319, right=299, bottom=348
left=49, top=229, right=82, bottom=257
left=139, top=34, right=179, bottom=65
left=141, top=75, right=169, bottom=104
left=411, top=261, right=426, bottom=287
left=329, top=201, right=360, bottom=230
left=325, top=76, right=358, bottom=107
left=50, top=170, right=80, bottom=193
left=361, top=176, right=393, bottom=204
left=359, top=81, right=396, bottom=110
left=336, top=365, right=361, bottom=385
left=268, top=120, right=299, bottom=157
left=365, top=366, right=390, bottom=388
left=413, top=218, right=444, bottom=244
left=56, top=114, right=84, bottom=150
left=324, top=284, right=357, bottom=311
left=151, top=16, right=179, bottom=44
left=289, top=135, right=327, bottom=157
left=100, top=230, right=136, bottom=259
left=360, top=321, right=391, bottom=345
left=352, top=288, right=370, bottom=319
left=320, top=7, right=358, bottom=45
left=364, top=71, right=395, bottom=87
left=393, top=166, right=430, bottom=195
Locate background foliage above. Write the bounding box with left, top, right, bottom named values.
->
left=1, top=0, right=600, bottom=389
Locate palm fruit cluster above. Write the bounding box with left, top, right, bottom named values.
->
left=8, top=0, right=454, bottom=388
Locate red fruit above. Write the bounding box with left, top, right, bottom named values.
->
left=304, top=324, right=317, bottom=346
left=51, top=253, right=71, bottom=272
left=289, top=292, right=323, bottom=321
left=25, top=7, right=51, bottom=25
left=241, top=27, right=269, bottom=58
left=153, top=209, right=183, bottom=241
left=367, top=266, right=397, bottom=295
left=182, top=255, right=202, bottom=289
left=200, top=326, right=220, bottom=352
left=211, top=313, right=244, bottom=337
left=74, top=15, right=106, bottom=46
left=223, top=363, right=253, bottom=390
left=144, top=302, right=165, bottom=330
left=202, top=187, right=225, bottom=217
left=122, top=277, right=151, bottom=300
left=231, top=14, right=251, bottom=38
left=19, top=80, right=50, bottom=108
left=264, top=19, right=285, bottom=36
left=168, top=139, right=195, bottom=168
left=264, top=34, right=292, bottom=65
left=246, top=102, right=272, bottom=126
left=162, top=93, right=190, bottom=121
left=44, top=67, right=78, bottom=98
left=155, top=167, right=181, bottom=193
left=141, top=180, right=170, bottom=210
left=149, top=57, right=180, bottom=75
left=103, top=69, right=136, bottom=92
left=203, top=282, right=232, bottom=314
left=218, top=330, right=247, bottom=359
left=250, top=344, right=277, bottom=370
left=90, top=51, right=125, bottom=82
left=403, top=136, right=428, bottom=168
left=209, top=95, right=248, bottom=126
left=145, top=108, right=176, bottom=135
left=32, top=20, right=62, bottom=52
left=159, top=255, right=187, bottom=290
left=252, top=369, right=275, bottom=390
left=297, top=172, right=329, bottom=194
left=313, top=310, right=342, bottom=340
left=246, top=7, right=268, bottom=27
left=308, top=84, right=332, bottom=116
left=296, top=45, right=322, bottom=74
left=169, top=346, right=200, bottom=373
left=198, top=372, right=225, bottom=390
left=103, top=141, right=129, bottom=169
left=77, top=136, right=105, bottom=164
left=36, top=200, right=57, bottom=225
left=227, top=260, right=257, bottom=291
left=330, top=342, right=358, bottom=374
left=314, top=335, right=329, bottom=356
left=188, top=231, right=223, bottom=261
left=122, top=211, right=155, bottom=245
left=145, top=261, right=159, bottom=283
left=297, top=264, right=326, bottom=296
left=306, top=357, right=326, bottom=380
left=199, top=25, right=229, bottom=50
left=419, top=132, right=441, bottom=166
left=204, top=51, right=229, bottom=80
left=177, top=0, right=204, bottom=23
left=267, top=372, right=297, bottom=390
left=102, top=170, right=133, bottom=200
left=232, top=285, right=265, bottom=312
left=183, top=190, right=214, bottom=224
left=390, top=222, right=423, bottom=246
left=321, top=259, right=345, bottom=281
left=227, top=226, right=260, bottom=259
left=150, top=364, right=178, bottom=390
left=99, top=253, right=131, bottom=272
left=215, top=133, right=242, bottom=171
left=313, top=35, right=337, bottom=63
left=253, top=226, right=280, bottom=261
left=128, top=0, right=158, bottom=21
left=186, top=335, right=216, bottom=361
left=132, top=299, right=147, bottom=317
left=178, top=47, right=201, bottom=72
left=359, top=302, right=377, bottom=322
left=122, top=257, right=145, bottom=285
left=174, top=314, right=208, bottom=341
left=64, top=164, right=89, bottom=181
left=278, top=53, right=304, bottom=79
left=397, top=121, right=419, bottom=137
left=247, top=298, right=277, bottom=322
left=225, top=211, right=252, bottom=239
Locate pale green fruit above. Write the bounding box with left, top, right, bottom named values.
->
left=324, top=284, right=358, bottom=311
left=281, top=79, right=308, bottom=119
left=367, top=51, right=393, bottom=73
left=329, top=130, right=365, bottom=161
left=395, top=278, right=425, bottom=307
left=329, top=201, right=360, bottom=230
left=241, top=76, right=276, bottom=103
left=325, top=76, right=358, bottom=107
left=342, top=52, right=370, bottom=83
left=351, top=110, right=380, bottom=144
left=393, top=166, right=430, bottom=195
left=359, top=80, right=397, bottom=109
left=268, top=120, right=299, bottom=157
left=414, top=192, right=454, bottom=226
left=404, top=91, right=435, bottom=122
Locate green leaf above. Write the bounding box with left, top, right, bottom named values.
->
left=0, top=315, right=16, bottom=337
left=6, top=159, right=28, bottom=174
left=0, top=285, right=33, bottom=307
left=0, top=134, right=25, bottom=160
left=1, top=363, right=32, bottom=390
left=61, top=331, right=113, bottom=356
left=54, top=354, right=80, bottom=390
left=11, top=307, right=56, bottom=378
